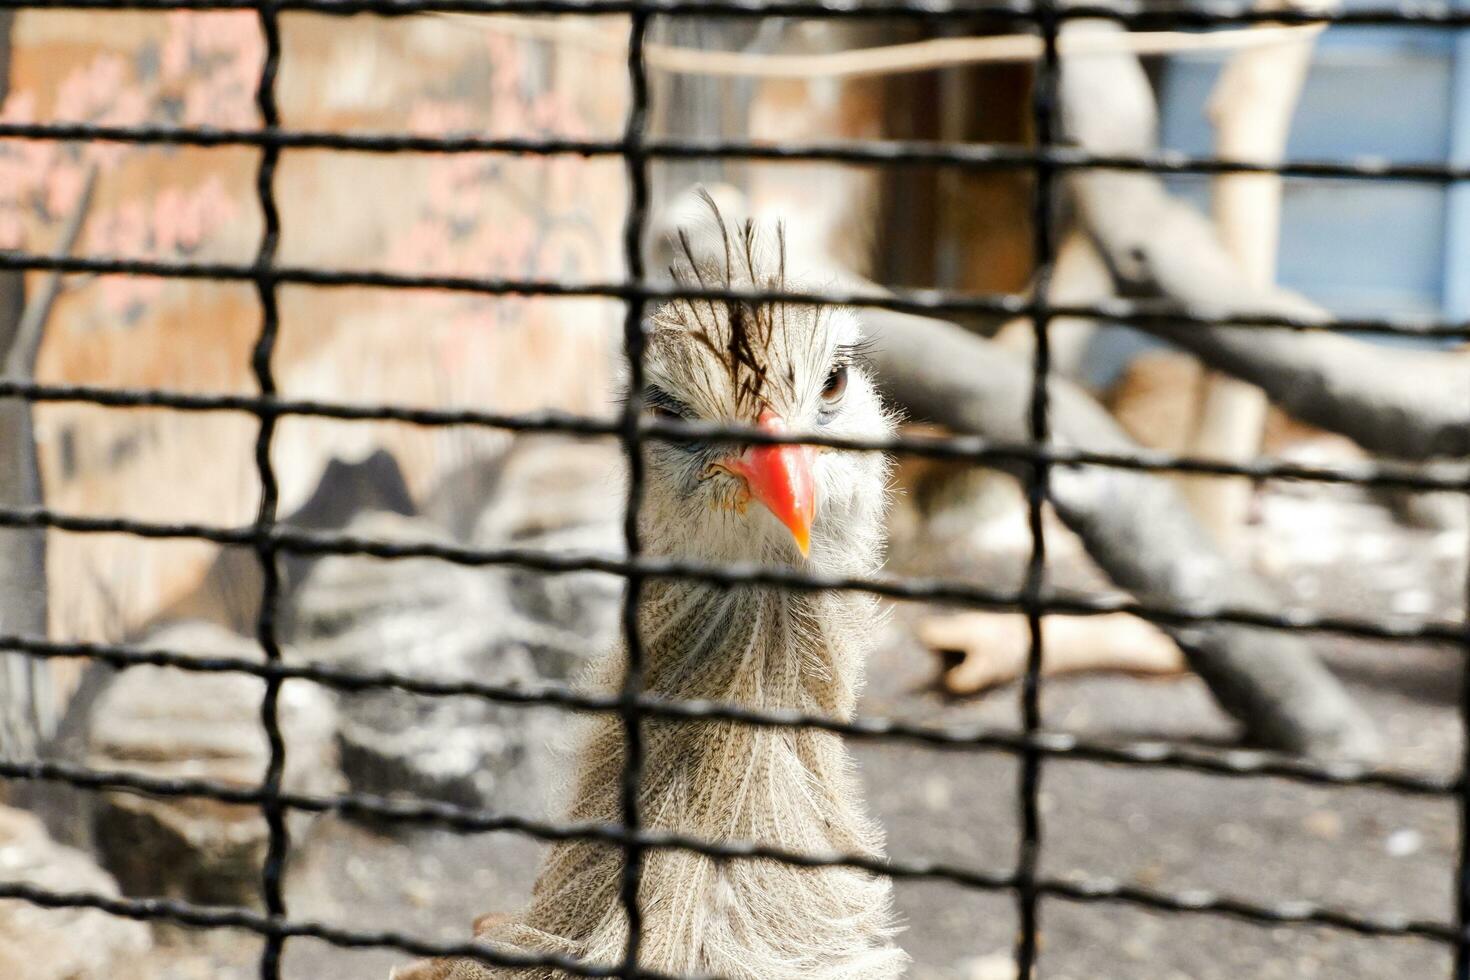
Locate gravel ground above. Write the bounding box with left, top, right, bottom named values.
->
left=143, top=478, right=1467, bottom=980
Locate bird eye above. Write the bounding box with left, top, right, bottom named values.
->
left=644, top=386, right=690, bottom=422
left=821, top=364, right=848, bottom=404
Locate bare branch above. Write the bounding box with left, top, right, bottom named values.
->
left=432, top=14, right=1325, bottom=80
left=4, top=164, right=98, bottom=379
left=1059, top=19, right=1469, bottom=461
left=0, top=161, right=99, bottom=759
left=865, top=307, right=1380, bottom=760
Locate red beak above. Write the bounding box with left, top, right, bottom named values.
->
left=718, top=409, right=816, bottom=558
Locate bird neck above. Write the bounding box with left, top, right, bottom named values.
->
left=514, top=579, right=901, bottom=976
left=603, top=580, right=885, bottom=857
left=634, top=579, right=879, bottom=719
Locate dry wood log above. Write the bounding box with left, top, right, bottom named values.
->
left=920, top=611, right=1186, bottom=695
left=865, top=306, right=1379, bottom=759
left=435, top=14, right=1326, bottom=81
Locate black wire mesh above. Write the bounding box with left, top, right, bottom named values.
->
left=618, top=8, right=653, bottom=972
left=1014, top=3, right=1058, bottom=971
left=0, top=2, right=1465, bottom=979
left=250, top=5, right=290, bottom=974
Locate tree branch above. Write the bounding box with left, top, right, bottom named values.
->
left=0, top=162, right=99, bottom=759
left=5, top=165, right=97, bottom=378
left=1059, top=19, right=1469, bottom=461
left=865, top=307, right=1379, bottom=760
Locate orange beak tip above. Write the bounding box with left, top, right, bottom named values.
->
left=720, top=434, right=817, bottom=560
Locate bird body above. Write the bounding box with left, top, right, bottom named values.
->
left=398, top=201, right=905, bottom=980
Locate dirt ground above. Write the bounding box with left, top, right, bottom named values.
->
left=144, top=479, right=1467, bottom=980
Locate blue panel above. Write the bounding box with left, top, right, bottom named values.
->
left=1276, top=182, right=1447, bottom=316
left=1442, top=22, right=1470, bottom=318
left=1161, top=33, right=1452, bottom=161
left=1157, top=28, right=1455, bottom=316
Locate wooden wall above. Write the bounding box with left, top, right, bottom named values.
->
left=4, top=12, right=1039, bottom=654
left=5, top=11, right=629, bottom=642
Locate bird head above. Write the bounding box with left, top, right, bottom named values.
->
left=634, top=201, right=894, bottom=572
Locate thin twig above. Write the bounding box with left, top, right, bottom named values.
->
left=435, top=14, right=1325, bottom=79
left=3, top=163, right=99, bottom=379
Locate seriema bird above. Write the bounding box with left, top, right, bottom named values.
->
left=396, top=201, right=906, bottom=980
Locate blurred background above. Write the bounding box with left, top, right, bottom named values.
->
left=0, top=4, right=1466, bottom=978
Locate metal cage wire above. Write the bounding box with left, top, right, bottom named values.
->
left=0, top=2, right=1466, bottom=979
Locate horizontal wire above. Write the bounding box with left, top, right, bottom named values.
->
left=1038, top=876, right=1462, bottom=941
left=0, top=379, right=621, bottom=433
left=3, top=122, right=1469, bottom=185
left=6, top=0, right=1470, bottom=29
left=1, top=250, right=1468, bottom=339
left=1, top=378, right=1464, bottom=492
left=0, top=630, right=1457, bottom=795
left=0, top=507, right=1461, bottom=642
left=0, top=757, right=1457, bottom=943
left=0, top=880, right=690, bottom=979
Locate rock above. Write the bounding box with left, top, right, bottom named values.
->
left=289, top=511, right=543, bottom=811
left=285, top=436, right=625, bottom=818
left=0, top=804, right=151, bottom=979
left=333, top=683, right=531, bottom=810
left=86, top=621, right=341, bottom=906
left=470, top=435, right=624, bottom=678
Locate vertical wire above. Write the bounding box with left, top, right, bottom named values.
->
left=618, top=6, right=652, bottom=978
left=1449, top=22, right=1470, bottom=976
left=250, top=4, right=289, bottom=978
left=1015, top=0, right=1059, bottom=976
left=1455, top=474, right=1470, bottom=979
